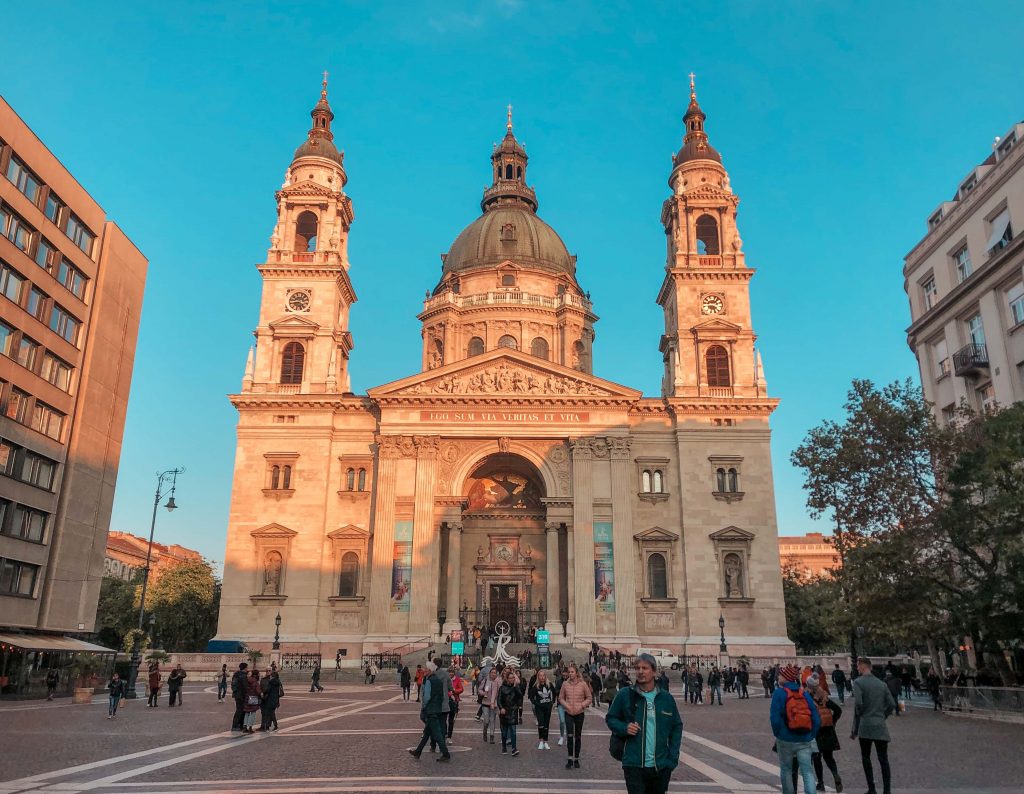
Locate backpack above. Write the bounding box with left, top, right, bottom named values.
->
left=784, top=687, right=813, bottom=732
left=817, top=698, right=834, bottom=728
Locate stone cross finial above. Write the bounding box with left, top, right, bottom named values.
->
left=506, top=103, right=513, bottom=131
left=322, top=70, right=329, bottom=89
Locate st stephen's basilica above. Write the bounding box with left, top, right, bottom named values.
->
left=215, top=76, right=794, bottom=660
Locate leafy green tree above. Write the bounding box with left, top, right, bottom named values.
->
left=144, top=559, right=221, bottom=652
left=781, top=565, right=843, bottom=653
left=95, top=576, right=140, bottom=649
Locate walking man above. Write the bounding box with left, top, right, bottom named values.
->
left=167, top=664, right=186, bottom=707
left=310, top=662, right=324, bottom=693
left=769, top=664, right=820, bottom=794
left=606, top=653, right=683, bottom=794
left=832, top=664, right=847, bottom=704
left=400, top=664, right=412, bottom=701
left=409, top=661, right=451, bottom=762
left=217, top=664, right=228, bottom=702
left=230, top=662, right=248, bottom=731
left=46, top=668, right=59, bottom=701
left=708, top=666, right=723, bottom=706
left=851, top=657, right=895, bottom=794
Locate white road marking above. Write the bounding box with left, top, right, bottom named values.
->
left=684, top=731, right=781, bottom=777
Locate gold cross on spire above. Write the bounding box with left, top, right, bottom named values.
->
left=322, top=70, right=329, bottom=91
left=688, top=71, right=696, bottom=100
left=507, top=103, right=513, bottom=132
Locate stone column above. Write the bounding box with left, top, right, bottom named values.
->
left=544, top=522, right=560, bottom=633
left=409, top=436, right=440, bottom=637
left=444, top=521, right=463, bottom=633
left=564, top=523, right=575, bottom=638
left=609, top=437, right=639, bottom=641
left=367, top=437, right=400, bottom=637
left=570, top=438, right=596, bottom=639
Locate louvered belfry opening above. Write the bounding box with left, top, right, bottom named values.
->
left=280, top=341, right=305, bottom=384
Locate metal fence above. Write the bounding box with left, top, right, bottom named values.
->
left=362, top=652, right=402, bottom=670
left=280, top=653, right=321, bottom=671
left=940, top=686, right=1024, bottom=719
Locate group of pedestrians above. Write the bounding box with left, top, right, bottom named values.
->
left=227, top=662, right=284, bottom=735
left=144, top=662, right=187, bottom=707
left=679, top=663, right=747, bottom=703
left=769, top=657, right=897, bottom=794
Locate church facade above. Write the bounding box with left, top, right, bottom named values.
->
left=215, top=78, right=793, bottom=659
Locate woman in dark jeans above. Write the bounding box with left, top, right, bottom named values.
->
left=557, top=663, right=593, bottom=769
left=531, top=670, right=556, bottom=750
left=497, top=668, right=524, bottom=755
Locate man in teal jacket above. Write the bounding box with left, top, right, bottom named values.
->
left=606, top=653, right=683, bottom=794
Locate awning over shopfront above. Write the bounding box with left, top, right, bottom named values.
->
left=0, top=633, right=114, bottom=653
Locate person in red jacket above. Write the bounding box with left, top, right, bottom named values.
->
left=447, top=667, right=465, bottom=741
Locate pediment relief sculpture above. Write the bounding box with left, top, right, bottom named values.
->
left=409, top=361, right=611, bottom=397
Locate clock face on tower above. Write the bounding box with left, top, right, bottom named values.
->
left=701, top=294, right=724, bottom=315
left=287, top=291, right=311, bottom=312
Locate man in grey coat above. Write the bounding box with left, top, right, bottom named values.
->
left=851, top=657, right=896, bottom=794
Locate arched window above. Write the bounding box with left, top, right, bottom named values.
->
left=695, top=214, right=720, bottom=255
left=653, top=470, right=664, bottom=493
left=282, top=465, right=292, bottom=489
left=516, top=166, right=522, bottom=179
left=501, top=273, right=517, bottom=287
left=339, top=551, right=359, bottom=597
left=647, top=553, right=668, bottom=599
left=280, top=342, right=305, bottom=384
left=345, top=468, right=355, bottom=491
left=357, top=468, right=366, bottom=491
left=530, top=337, right=549, bottom=359
left=641, top=470, right=652, bottom=493
left=705, top=345, right=730, bottom=387
left=505, top=164, right=513, bottom=179
left=468, top=337, right=485, bottom=356
left=728, top=468, right=739, bottom=493
left=271, top=465, right=281, bottom=490
left=295, top=210, right=318, bottom=252
left=716, top=468, right=727, bottom=492
left=498, top=335, right=518, bottom=350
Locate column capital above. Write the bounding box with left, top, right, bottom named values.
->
left=545, top=521, right=561, bottom=533
left=570, top=437, right=593, bottom=460
left=607, top=436, right=632, bottom=460
left=447, top=521, right=464, bottom=533
left=413, top=435, right=441, bottom=458
left=376, top=434, right=416, bottom=459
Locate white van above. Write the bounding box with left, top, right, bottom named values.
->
left=636, top=648, right=683, bottom=670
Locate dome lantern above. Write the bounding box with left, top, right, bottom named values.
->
left=482, top=105, right=538, bottom=213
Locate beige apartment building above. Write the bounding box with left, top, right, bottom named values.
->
left=215, top=78, right=793, bottom=661
left=905, top=120, right=1024, bottom=419
left=778, top=532, right=839, bottom=579
left=0, top=96, right=147, bottom=687
left=103, top=531, right=202, bottom=582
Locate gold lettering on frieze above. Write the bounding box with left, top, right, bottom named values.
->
left=419, top=410, right=590, bottom=424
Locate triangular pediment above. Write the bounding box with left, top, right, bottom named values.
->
left=250, top=523, right=298, bottom=539
left=368, top=349, right=642, bottom=401
left=327, top=524, right=369, bottom=540
left=634, top=526, right=679, bottom=542
left=682, top=184, right=738, bottom=204
left=708, top=525, right=755, bottom=542
left=269, top=314, right=321, bottom=334
left=281, top=180, right=338, bottom=198
left=691, top=318, right=742, bottom=333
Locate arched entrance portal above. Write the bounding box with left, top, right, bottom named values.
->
left=458, top=454, right=547, bottom=642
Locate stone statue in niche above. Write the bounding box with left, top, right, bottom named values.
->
left=263, top=550, right=283, bottom=596
left=723, top=553, right=743, bottom=598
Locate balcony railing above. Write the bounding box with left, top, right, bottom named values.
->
left=952, top=343, right=989, bottom=377
left=422, top=289, right=593, bottom=313
left=272, top=251, right=337, bottom=265
left=706, top=386, right=734, bottom=398
left=698, top=255, right=722, bottom=267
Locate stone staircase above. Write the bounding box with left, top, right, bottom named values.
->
left=399, top=641, right=590, bottom=671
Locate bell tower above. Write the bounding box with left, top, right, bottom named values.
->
left=657, top=76, right=767, bottom=400
left=243, top=74, right=358, bottom=395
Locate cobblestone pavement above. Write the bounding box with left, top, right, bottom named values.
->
left=0, top=682, right=1021, bottom=793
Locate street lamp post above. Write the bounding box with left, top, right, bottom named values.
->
left=437, top=608, right=447, bottom=639
left=273, top=612, right=282, bottom=651
left=125, top=468, right=183, bottom=699
left=719, top=614, right=728, bottom=654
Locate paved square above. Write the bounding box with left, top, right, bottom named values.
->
left=1, top=680, right=1021, bottom=793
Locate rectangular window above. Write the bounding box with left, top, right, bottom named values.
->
left=16, top=336, right=39, bottom=371
left=941, top=404, right=956, bottom=425
left=1008, top=282, right=1024, bottom=326
left=5, top=210, right=34, bottom=253
left=21, top=452, right=56, bottom=489
left=0, top=204, right=8, bottom=236
left=0, top=557, right=39, bottom=596
left=1018, top=361, right=1024, bottom=387
left=31, top=401, right=64, bottom=441
left=64, top=214, right=95, bottom=257
left=57, top=258, right=87, bottom=300
left=0, top=439, right=17, bottom=475
left=5, top=388, right=28, bottom=423
left=5, top=156, right=41, bottom=204
left=997, top=133, right=1017, bottom=158
left=0, top=321, right=15, bottom=357
left=44, top=193, right=64, bottom=225
left=34, top=237, right=58, bottom=272
left=49, top=304, right=80, bottom=345
left=0, top=261, right=25, bottom=303
left=40, top=353, right=73, bottom=392
left=978, top=383, right=996, bottom=412
left=986, top=209, right=1013, bottom=255
left=933, top=339, right=949, bottom=377
left=10, top=504, right=47, bottom=543
left=27, top=287, right=48, bottom=321
left=954, top=246, right=972, bottom=283
left=921, top=277, right=937, bottom=311
left=967, top=313, right=986, bottom=347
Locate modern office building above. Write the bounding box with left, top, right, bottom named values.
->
left=905, top=120, right=1024, bottom=420
left=0, top=96, right=147, bottom=694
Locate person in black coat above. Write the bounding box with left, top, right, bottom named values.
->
left=400, top=665, right=412, bottom=701
left=230, top=662, right=249, bottom=731
left=259, top=670, right=283, bottom=731
left=167, top=664, right=186, bottom=707
left=497, top=668, right=525, bottom=755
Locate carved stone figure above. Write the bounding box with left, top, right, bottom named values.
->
left=497, top=437, right=511, bottom=453
left=724, top=553, right=743, bottom=598
left=263, top=551, right=283, bottom=595
left=424, top=363, right=609, bottom=397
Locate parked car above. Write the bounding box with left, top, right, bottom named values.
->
left=636, top=648, right=683, bottom=670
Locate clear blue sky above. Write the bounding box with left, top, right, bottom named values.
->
left=3, top=2, right=1021, bottom=566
